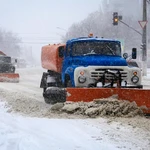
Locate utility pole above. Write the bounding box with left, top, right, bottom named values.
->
left=112, top=1, right=148, bottom=76
left=142, top=0, right=147, bottom=76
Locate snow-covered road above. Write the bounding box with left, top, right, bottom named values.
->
left=0, top=67, right=44, bottom=102
left=0, top=104, right=121, bottom=150
left=0, top=67, right=150, bottom=150
left=0, top=101, right=150, bottom=150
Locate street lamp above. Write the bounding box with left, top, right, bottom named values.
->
left=56, top=27, right=69, bottom=42
left=56, top=27, right=67, bottom=32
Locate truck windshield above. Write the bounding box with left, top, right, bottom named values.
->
left=72, top=41, right=121, bottom=56
left=0, top=56, right=11, bottom=63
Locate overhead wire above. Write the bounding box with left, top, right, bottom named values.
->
left=1, top=31, right=65, bottom=45
left=0, top=40, right=62, bottom=45
left=1, top=35, right=63, bottom=45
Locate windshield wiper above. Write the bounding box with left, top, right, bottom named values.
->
left=83, top=50, right=96, bottom=56
left=105, top=45, right=115, bottom=55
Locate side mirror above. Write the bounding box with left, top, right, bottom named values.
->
left=58, top=46, right=64, bottom=58
left=123, top=53, right=128, bottom=59
left=132, top=48, right=137, bottom=59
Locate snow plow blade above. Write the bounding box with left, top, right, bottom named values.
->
left=66, top=88, right=150, bottom=114
left=0, top=73, right=19, bottom=82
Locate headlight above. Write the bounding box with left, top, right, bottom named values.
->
left=78, top=76, right=86, bottom=83
left=80, top=71, right=84, bottom=75
left=131, top=76, right=139, bottom=83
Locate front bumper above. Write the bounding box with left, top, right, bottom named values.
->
left=74, top=66, right=142, bottom=88
left=121, top=85, right=143, bottom=89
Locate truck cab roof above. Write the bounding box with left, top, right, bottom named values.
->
left=67, top=37, right=121, bottom=44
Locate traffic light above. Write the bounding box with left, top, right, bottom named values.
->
left=132, top=48, right=137, bottom=59
left=113, top=12, right=119, bottom=25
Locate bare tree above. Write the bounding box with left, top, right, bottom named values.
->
left=0, top=28, right=21, bottom=57
left=62, top=0, right=149, bottom=54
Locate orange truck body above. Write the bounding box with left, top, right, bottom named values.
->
left=41, top=44, right=65, bottom=73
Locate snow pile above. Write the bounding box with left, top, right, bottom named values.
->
left=0, top=88, right=145, bottom=118
left=51, top=96, right=144, bottom=118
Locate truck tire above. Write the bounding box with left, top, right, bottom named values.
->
left=65, top=80, right=72, bottom=87
left=44, top=97, right=57, bottom=104
left=43, top=87, right=66, bottom=104
left=10, top=66, right=15, bottom=73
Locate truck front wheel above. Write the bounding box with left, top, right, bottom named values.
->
left=10, top=66, right=15, bottom=73
left=44, top=97, right=57, bottom=104
left=43, top=87, right=66, bottom=104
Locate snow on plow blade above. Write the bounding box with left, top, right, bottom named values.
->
left=66, top=88, right=150, bottom=114
left=0, top=73, right=19, bottom=82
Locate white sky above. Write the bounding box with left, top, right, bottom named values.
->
left=0, top=0, right=101, bottom=40
left=0, top=0, right=101, bottom=63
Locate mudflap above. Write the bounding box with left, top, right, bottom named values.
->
left=40, top=72, right=48, bottom=88
left=66, top=88, right=150, bottom=114
left=0, top=73, right=19, bottom=82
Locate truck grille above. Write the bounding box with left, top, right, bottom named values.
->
left=90, top=68, right=128, bottom=80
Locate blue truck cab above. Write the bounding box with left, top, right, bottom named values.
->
left=61, top=36, right=142, bottom=88
left=40, top=35, right=142, bottom=104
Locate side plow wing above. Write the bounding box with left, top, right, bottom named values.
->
left=66, top=88, right=150, bottom=114
left=0, top=73, right=19, bottom=82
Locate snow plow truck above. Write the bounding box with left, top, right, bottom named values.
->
left=40, top=34, right=150, bottom=114
left=0, top=51, right=19, bottom=82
